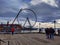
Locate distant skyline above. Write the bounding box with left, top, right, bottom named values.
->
left=0, top=0, right=60, bottom=23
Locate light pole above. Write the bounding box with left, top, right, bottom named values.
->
left=39, top=23, right=41, bottom=33
left=54, top=20, right=56, bottom=30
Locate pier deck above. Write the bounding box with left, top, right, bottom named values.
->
left=0, top=34, right=60, bottom=45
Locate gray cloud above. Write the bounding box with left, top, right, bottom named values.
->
left=0, top=0, right=60, bottom=22
left=29, top=1, right=60, bottom=22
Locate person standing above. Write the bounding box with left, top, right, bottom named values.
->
left=11, top=26, right=15, bottom=35
left=49, top=27, right=55, bottom=39
left=45, top=28, right=50, bottom=39
left=39, top=29, right=41, bottom=33
left=58, top=29, right=60, bottom=36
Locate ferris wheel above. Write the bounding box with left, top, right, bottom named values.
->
left=12, top=8, right=37, bottom=28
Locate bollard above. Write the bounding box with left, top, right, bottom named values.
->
left=8, top=41, right=10, bottom=45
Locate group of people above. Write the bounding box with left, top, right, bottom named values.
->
left=45, top=27, right=55, bottom=39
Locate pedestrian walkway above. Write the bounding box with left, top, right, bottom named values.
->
left=0, top=34, right=60, bottom=45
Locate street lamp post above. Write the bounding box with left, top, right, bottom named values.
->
left=39, top=23, right=41, bottom=33
left=53, top=20, right=56, bottom=34
left=54, top=20, right=56, bottom=30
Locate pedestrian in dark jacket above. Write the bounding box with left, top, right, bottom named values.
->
left=58, top=29, right=60, bottom=36
left=45, top=28, right=50, bottom=39
left=49, top=27, right=55, bottom=39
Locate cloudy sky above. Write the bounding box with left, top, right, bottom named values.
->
left=0, top=0, right=60, bottom=24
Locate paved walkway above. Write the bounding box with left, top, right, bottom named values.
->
left=0, top=34, right=60, bottom=45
